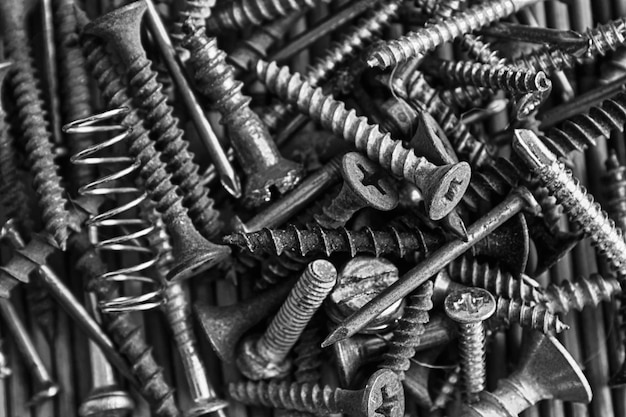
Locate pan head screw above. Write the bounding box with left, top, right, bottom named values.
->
left=444, top=288, right=497, bottom=324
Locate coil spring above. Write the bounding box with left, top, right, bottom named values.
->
left=66, top=108, right=163, bottom=313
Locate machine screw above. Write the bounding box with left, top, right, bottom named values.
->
left=314, top=153, right=399, bottom=228
left=257, top=60, right=471, bottom=221
left=236, top=260, right=336, bottom=379
left=228, top=368, right=405, bottom=417
left=444, top=287, right=496, bottom=403
left=183, top=24, right=304, bottom=207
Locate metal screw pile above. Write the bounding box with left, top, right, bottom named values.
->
left=7, top=0, right=626, bottom=416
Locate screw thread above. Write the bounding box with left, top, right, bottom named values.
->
left=462, top=156, right=526, bottom=212
left=366, top=0, right=519, bottom=69
left=513, top=46, right=577, bottom=76
left=229, top=380, right=338, bottom=413
left=207, top=0, right=316, bottom=32
left=257, top=260, right=337, bottom=362
left=126, top=56, right=221, bottom=238
left=171, top=0, right=214, bottom=51
left=293, top=321, right=324, bottom=383
left=544, top=274, right=622, bottom=315
left=431, top=366, right=460, bottom=410
left=458, top=321, right=487, bottom=397
left=163, top=283, right=195, bottom=352
left=530, top=183, right=564, bottom=234
left=381, top=281, right=434, bottom=377
left=603, top=151, right=626, bottom=233
left=449, top=256, right=543, bottom=304
left=536, top=160, right=626, bottom=278
left=4, top=24, right=70, bottom=249
left=586, top=17, right=626, bottom=57
left=258, top=251, right=312, bottom=289
left=224, top=224, right=424, bottom=258
left=493, top=297, right=569, bottom=334
left=460, top=35, right=507, bottom=66
left=440, top=60, right=550, bottom=95
left=314, top=186, right=366, bottom=229
left=257, top=61, right=441, bottom=188
left=439, top=85, right=492, bottom=110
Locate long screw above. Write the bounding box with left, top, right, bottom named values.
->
left=236, top=260, right=337, bottom=379
left=84, top=2, right=224, bottom=241
left=366, top=0, right=542, bottom=69
left=183, top=23, right=304, bottom=207
left=0, top=0, right=71, bottom=249
left=256, top=60, right=471, bottom=221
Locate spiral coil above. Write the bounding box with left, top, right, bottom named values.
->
left=66, top=108, right=163, bottom=313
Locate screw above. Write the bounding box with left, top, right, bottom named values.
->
left=170, top=0, right=214, bottom=60
left=492, top=297, right=568, bottom=334
left=334, top=334, right=391, bottom=387
left=83, top=2, right=225, bottom=241
left=0, top=0, right=71, bottom=249
left=236, top=260, right=336, bottom=379
left=257, top=60, right=471, bottom=221
left=459, top=332, right=592, bottom=416
left=366, top=0, right=541, bottom=69
left=444, top=288, right=496, bottom=403
left=323, top=187, right=540, bottom=345
left=229, top=368, right=404, bottom=417
left=431, top=365, right=461, bottom=411
left=183, top=24, right=304, bottom=207
left=604, top=150, right=626, bottom=233
left=380, top=280, right=434, bottom=379
left=314, top=153, right=399, bottom=228
left=194, top=279, right=295, bottom=364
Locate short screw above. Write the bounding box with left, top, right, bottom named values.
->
left=256, top=60, right=471, bottom=221
left=228, top=369, right=405, bottom=417
left=183, top=24, right=304, bottom=207
left=236, top=260, right=336, bottom=379
left=444, top=287, right=496, bottom=403
left=314, top=152, right=399, bottom=228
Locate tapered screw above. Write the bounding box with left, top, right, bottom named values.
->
left=444, top=288, right=496, bottom=403
left=256, top=60, right=471, bottom=220
left=236, top=260, right=337, bottom=380
left=314, top=152, right=399, bottom=228
left=206, top=0, right=317, bottom=32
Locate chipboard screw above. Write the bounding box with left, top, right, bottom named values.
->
left=314, top=152, right=399, bottom=229
left=444, top=287, right=496, bottom=403
left=236, top=260, right=337, bottom=379
left=0, top=0, right=71, bottom=249
left=228, top=369, right=405, bottom=417
left=256, top=60, right=471, bottom=221
left=183, top=24, right=304, bottom=206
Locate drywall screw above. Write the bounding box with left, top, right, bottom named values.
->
left=236, top=260, right=336, bottom=379
left=314, top=152, right=399, bottom=228
left=380, top=280, right=433, bottom=379
left=459, top=332, right=592, bottom=416
left=0, top=0, right=71, bottom=249
left=206, top=0, right=319, bottom=33
left=79, top=13, right=230, bottom=281
left=334, top=334, right=391, bottom=387
left=322, top=187, right=540, bottom=345
left=183, top=24, right=304, bottom=207
left=83, top=2, right=225, bottom=240
left=366, top=0, right=542, bottom=69
left=195, top=279, right=295, bottom=364
left=143, top=0, right=242, bottom=199
left=229, top=368, right=405, bottom=417
left=492, top=297, right=568, bottom=334
left=223, top=223, right=444, bottom=258
left=257, top=60, right=471, bottom=221
left=444, top=287, right=496, bottom=403
left=423, top=58, right=552, bottom=96
left=513, top=128, right=626, bottom=278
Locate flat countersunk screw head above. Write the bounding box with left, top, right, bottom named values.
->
left=362, top=369, right=405, bottom=417
left=343, top=153, right=399, bottom=211
left=444, top=288, right=496, bottom=323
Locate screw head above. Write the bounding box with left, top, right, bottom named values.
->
left=78, top=389, right=135, bottom=417
left=362, top=369, right=405, bottom=417
left=342, top=153, right=399, bottom=211
left=444, top=288, right=496, bottom=324
left=236, top=335, right=291, bottom=380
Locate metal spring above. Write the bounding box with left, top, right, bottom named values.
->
left=66, top=108, right=163, bottom=313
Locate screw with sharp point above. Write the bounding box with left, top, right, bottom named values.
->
left=236, top=260, right=336, bottom=379
left=314, top=153, right=399, bottom=229
left=444, top=288, right=496, bottom=403
left=229, top=368, right=404, bottom=417
left=256, top=60, right=471, bottom=221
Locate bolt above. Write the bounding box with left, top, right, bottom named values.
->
left=460, top=332, right=592, bottom=416
left=236, top=260, right=336, bottom=379
left=257, top=60, right=471, bottom=221
left=380, top=280, right=434, bottom=379
left=229, top=368, right=404, bottom=417
left=314, top=153, right=399, bottom=228
left=322, top=187, right=540, bottom=345
left=0, top=0, right=71, bottom=249
left=194, top=279, right=295, bottom=364
left=444, top=288, right=496, bottom=403
left=366, top=0, right=542, bottom=69
left=183, top=23, right=304, bottom=207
